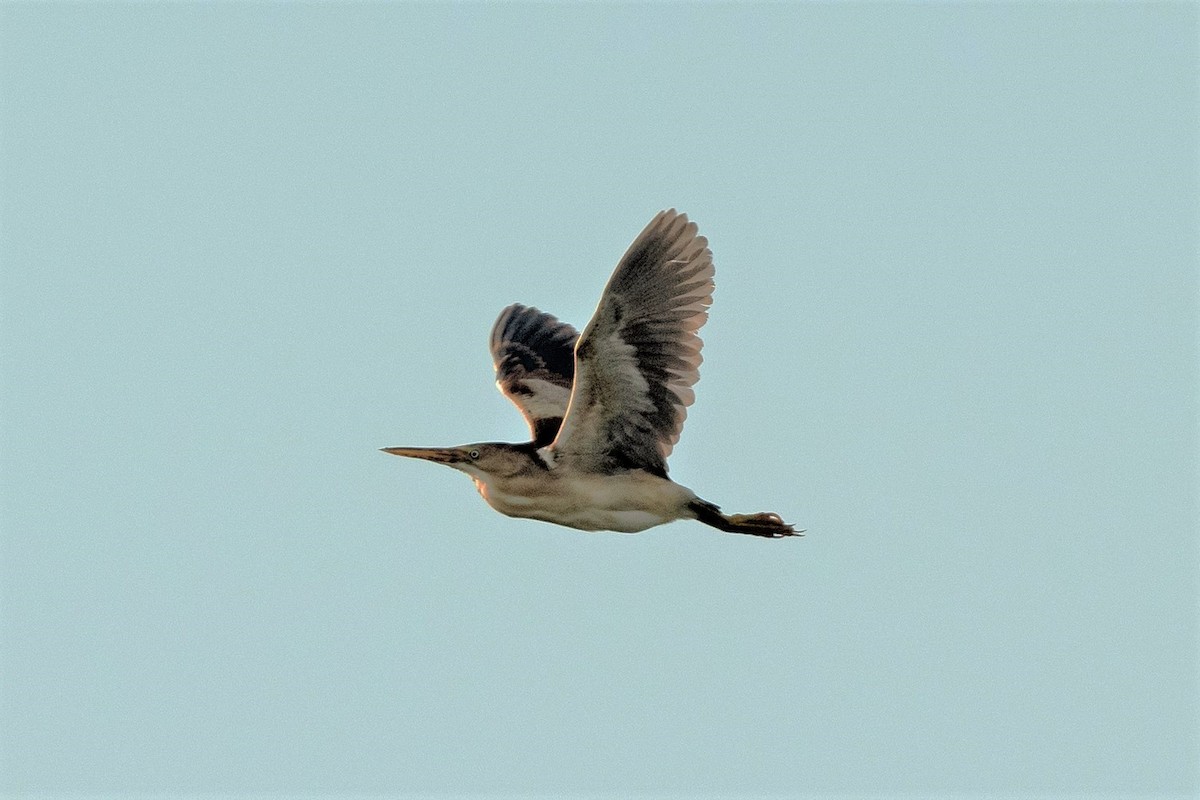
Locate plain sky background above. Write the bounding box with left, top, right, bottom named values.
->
left=1, top=3, right=1196, bottom=797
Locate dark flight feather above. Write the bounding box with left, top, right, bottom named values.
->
left=489, top=303, right=579, bottom=447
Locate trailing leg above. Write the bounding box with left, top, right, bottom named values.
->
left=688, top=499, right=803, bottom=538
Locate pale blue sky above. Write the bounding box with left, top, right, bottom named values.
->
left=1, top=3, right=1196, bottom=797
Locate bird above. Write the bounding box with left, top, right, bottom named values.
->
left=382, top=209, right=801, bottom=538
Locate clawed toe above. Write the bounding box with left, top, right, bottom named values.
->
left=727, top=512, right=803, bottom=538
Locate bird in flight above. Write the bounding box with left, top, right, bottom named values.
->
left=383, top=209, right=801, bottom=538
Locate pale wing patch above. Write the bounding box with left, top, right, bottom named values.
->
left=501, top=377, right=573, bottom=423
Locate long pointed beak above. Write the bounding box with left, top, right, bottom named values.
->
left=380, top=446, right=464, bottom=464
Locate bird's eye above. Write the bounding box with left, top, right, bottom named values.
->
left=468, top=449, right=480, bottom=460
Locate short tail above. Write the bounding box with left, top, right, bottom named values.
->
left=688, top=499, right=804, bottom=539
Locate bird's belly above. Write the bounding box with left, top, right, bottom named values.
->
left=476, top=472, right=694, bottom=533
left=558, top=507, right=665, bottom=534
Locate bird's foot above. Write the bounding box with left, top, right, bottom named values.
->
left=725, top=512, right=805, bottom=538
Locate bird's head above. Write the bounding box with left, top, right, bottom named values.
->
left=380, top=442, right=533, bottom=481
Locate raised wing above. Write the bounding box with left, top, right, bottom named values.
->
left=490, top=303, right=579, bottom=446
left=549, top=209, right=714, bottom=477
